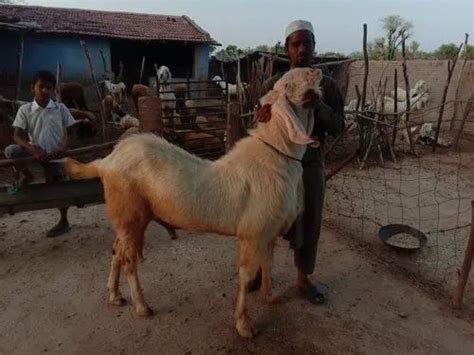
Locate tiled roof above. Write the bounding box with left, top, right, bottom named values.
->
left=0, top=4, right=217, bottom=43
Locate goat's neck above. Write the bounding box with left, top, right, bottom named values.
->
left=250, top=102, right=313, bottom=161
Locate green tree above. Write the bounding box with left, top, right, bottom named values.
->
left=461, top=44, right=474, bottom=59
left=433, top=43, right=461, bottom=59
left=319, top=51, right=346, bottom=58
left=348, top=51, right=364, bottom=60
left=382, top=15, right=413, bottom=59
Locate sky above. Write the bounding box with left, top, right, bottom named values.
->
left=21, top=0, right=474, bottom=54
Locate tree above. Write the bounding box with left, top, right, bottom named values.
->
left=367, top=37, right=386, bottom=60
left=254, top=44, right=271, bottom=52
left=461, top=44, right=474, bottom=59
left=380, top=15, right=413, bottom=60
left=433, top=43, right=461, bottom=59
left=319, top=51, right=346, bottom=58
left=0, top=0, right=26, bottom=3
left=348, top=51, right=364, bottom=60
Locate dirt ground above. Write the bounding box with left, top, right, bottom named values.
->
left=1, top=205, right=473, bottom=354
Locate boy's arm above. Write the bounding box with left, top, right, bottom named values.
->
left=13, top=127, right=48, bottom=161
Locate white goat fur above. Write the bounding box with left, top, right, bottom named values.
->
left=212, top=75, right=248, bottom=97
left=65, top=68, right=323, bottom=338
left=104, top=80, right=127, bottom=105
left=154, top=66, right=178, bottom=125
left=390, top=80, right=429, bottom=110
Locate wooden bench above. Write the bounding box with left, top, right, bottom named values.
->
left=0, top=178, right=103, bottom=216
left=0, top=142, right=114, bottom=216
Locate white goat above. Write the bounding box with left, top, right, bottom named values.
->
left=104, top=80, right=127, bottom=106
left=391, top=80, right=429, bottom=110
left=212, top=75, right=248, bottom=97
left=64, top=68, right=323, bottom=338
left=154, top=66, right=179, bottom=126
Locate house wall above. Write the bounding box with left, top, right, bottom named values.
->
left=0, top=31, right=111, bottom=100
left=193, top=43, right=209, bottom=80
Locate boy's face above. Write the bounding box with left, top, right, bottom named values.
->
left=31, top=79, right=55, bottom=106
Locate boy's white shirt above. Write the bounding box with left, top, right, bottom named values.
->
left=12, top=99, right=76, bottom=153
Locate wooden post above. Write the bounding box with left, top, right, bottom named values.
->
left=186, top=72, right=191, bottom=100
left=99, top=49, right=107, bottom=77
left=118, top=60, right=124, bottom=83
left=225, top=102, right=245, bottom=152
left=55, top=63, right=62, bottom=103
left=139, top=56, right=146, bottom=84
left=391, top=69, right=399, bottom=145
left=361, top=24, right=369, bottom=109
left=453, top=201, right=474, bottom=309
left=449, top=33, right=469, bottom=131
left=15, top=32, right=25, bottom=101
left=401, top=36, right=417, bottom=156
left=80, top=39, right=107, bottom=142
left=453, top=93, right=474, bottom=151
left=432, top=41, right=463, bottom=152
left=154, top=63, right=161, bottom=95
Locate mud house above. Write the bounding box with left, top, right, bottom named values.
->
left=0, top=4, right=218, bottom=99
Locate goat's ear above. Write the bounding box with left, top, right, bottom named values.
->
left=284, top=82, right=296, bottom=98
left=260, top=89, right=280, bottom=106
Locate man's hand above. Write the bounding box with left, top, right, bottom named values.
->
left=257, top=104, right=272, bottom=123
left=30, top=145, right=48, bottom=161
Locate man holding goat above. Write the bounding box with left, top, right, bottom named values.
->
left=250, top=20, right=345, bottom=305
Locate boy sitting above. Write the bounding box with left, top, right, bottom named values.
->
left=4, top=70, right=76, bottom=237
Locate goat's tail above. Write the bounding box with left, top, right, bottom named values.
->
left=64, top=157, right=102, bottom=179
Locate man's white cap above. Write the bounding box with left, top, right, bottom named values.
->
left=285, top=20, right=314, bottom=39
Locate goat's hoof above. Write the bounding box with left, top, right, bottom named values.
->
left=109, top=296, right=126, bottom=306
left=136, top=305, right=153, bottom=317
left=236, top=320, right=254, bottom=338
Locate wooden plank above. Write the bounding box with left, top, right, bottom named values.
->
left=0, top=179, right=104, bottom=216
left=0, top=141, right=116, bottom=168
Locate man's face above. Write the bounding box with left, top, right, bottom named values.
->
left=31, top=79, right=54, bottom=106
left=286, top=30, right=315, bottom=68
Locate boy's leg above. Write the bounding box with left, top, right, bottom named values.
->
left=44, top=163, right=71, bottom=238
left=4, top=144, right=33, bottom=185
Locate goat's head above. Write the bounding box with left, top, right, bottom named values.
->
left=414, top=80, right=426, bottom=92
left=261, top=68, right=322, bottom=108
left=257, top=68, right=323, bottom=147
left=157, top=66, right=172, bottom=84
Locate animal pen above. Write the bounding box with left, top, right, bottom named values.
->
left=0, top=20, right=473, bottom=314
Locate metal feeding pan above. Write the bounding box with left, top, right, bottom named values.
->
left=378, top=224, right=427, bottom=251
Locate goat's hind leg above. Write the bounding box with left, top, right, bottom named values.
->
left=260, top=240, right=276, bottom=304
left=107, top=236, right=126, bottom=306
left=120, top=231, right=153, bottom=317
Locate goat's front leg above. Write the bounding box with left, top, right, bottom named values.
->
left=235, top=239, right=259, bottom=338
